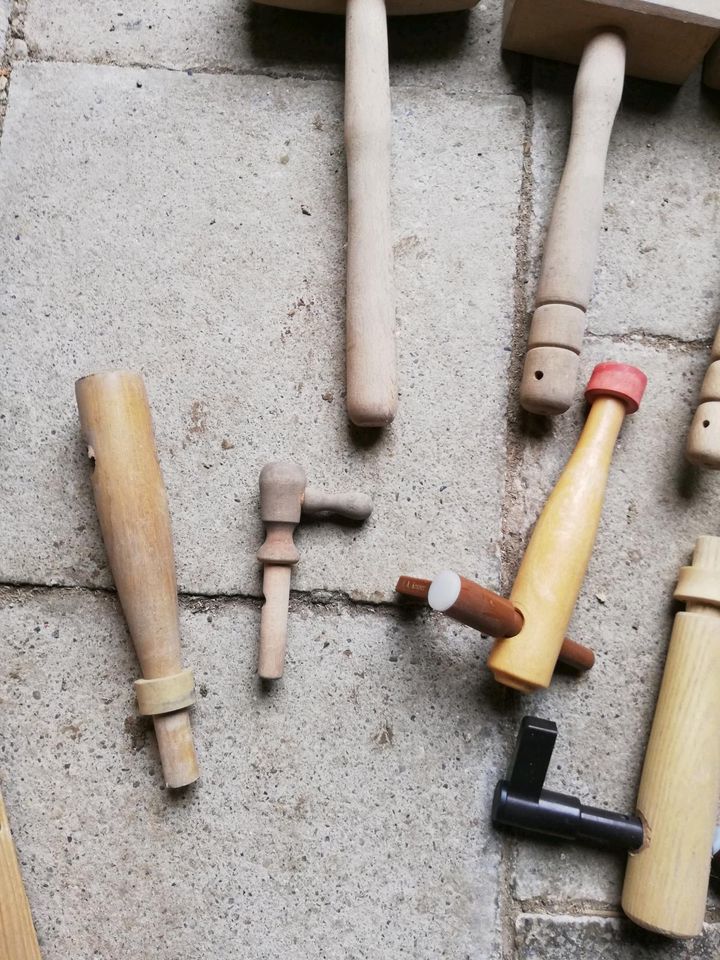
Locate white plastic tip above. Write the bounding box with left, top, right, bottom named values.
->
left=428, top=570, right=462, bottom=612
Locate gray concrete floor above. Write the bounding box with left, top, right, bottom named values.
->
left=1, top=1, right=720, bottom=957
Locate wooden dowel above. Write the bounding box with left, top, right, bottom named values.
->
left=75, top=371, right=199, bottom=788
left=521, top=32, right=626, bottom=415
left=258, top=564, right=293, bottom=680
left=622, top=536, right=720, bottom=938
left=0, top=789, right=41, bottom=960
left=344, top=0, right=398, bottom=427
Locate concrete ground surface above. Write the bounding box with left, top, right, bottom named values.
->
left=0, top=1, right=719, bottom=958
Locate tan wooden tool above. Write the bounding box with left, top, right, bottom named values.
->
left=395, top=573, right=595, bottom=672
left=254, top=0, right=476, bottom=428
left=622, top=536, right=720, bottom=938
left=503, top=0, right=720, bottom=416
left=0, top=790, right=41, bottom=960
left=687, top=324, right=720, bottom=468
left=75, top=371, right=199, bottom=789
left=487, top=362, right=646, bottom=692
left=257, top=462, right=373, bottom=679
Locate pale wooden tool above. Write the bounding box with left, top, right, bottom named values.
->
left=0, top=790, right=41, bottom=960
left=257, top=462, right=373, bottom=679
left=687, top=324, right=720, bottom=468
left=503, top=0, right=720, bottom=416
left=623, top=536, right=720, bottom=938
left=395, top=573, right=595, bottom=671
left=254, top=0, right=477, bottom=428
left=75, top=371, right=199, bottom=789
left=487, top=362, right=646, bottom=692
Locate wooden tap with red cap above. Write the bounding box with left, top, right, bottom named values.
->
left=398, top=362, right=646, bottom=691
left=257, top=462, right=373, bottom=680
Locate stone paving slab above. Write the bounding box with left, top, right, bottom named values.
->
left=528, top=64, right=720, bottom=342
left=516, top=914, right=720, bottom=959
left=24, top=0, right=518, bottom=93
left=505, top=337, right=720, bottom=910
left=0, top=585, right=507, bottom=959
left=0, top=60, right=525, bottom=599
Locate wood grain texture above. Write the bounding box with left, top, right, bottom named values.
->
left=520, top=32, right=625, bottom=415
left=622, top=536, right=720, bottom=938
left=75, top=371, right=199, bottom=788
left=687, top=327, right=720, bottom=467
left=0, top=790, right=41, bottom=960
left=487, top=396, right=627, bottom=691
left=345, top=0, right=397, bottom=427
left=503, top=0, right=720, bottom=82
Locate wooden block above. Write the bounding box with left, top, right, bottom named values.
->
left=503, top=0, right=720, bottom=84
left=705, top=37, right=720, bottom=87
left=255, top=0, right=476, bottom=15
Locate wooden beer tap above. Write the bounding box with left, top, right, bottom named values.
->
left=502, top=0, right=720, bottom=415
left=76, top=371, right=199, bottom=789
left=257, top=462, right=372, bottom=680
left=487, top=362, right=646, bottom=692
left=395, top=572, right=595, bottom=673
left=0, top=790, right=41, bottom=959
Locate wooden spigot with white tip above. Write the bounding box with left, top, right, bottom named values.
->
left=502, top=0, right=720, bottom=415
left=75, top=371, right=199, bottom=789
left=252, top=0, right=477, bottom=427
left=257, top=462, right=372, bottom=679
left=487, top=362, right=647, bottom=692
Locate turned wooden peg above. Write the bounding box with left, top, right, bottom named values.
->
left=487, top=362, right=646, bottom=692
left=503, top=0, right=720, bottom=415
left=686, top=324, right=720, bottom=467
left=75, top=371, right=199, bottom=789
left=395, top=573, right=595, bottom=673
left=622, top=536, right=720, bottom=939
left=252, top=0, right=477, bottom=428
left=257, top=462, right=372, bottom=680
left=0, top=790, right=41, bottom=960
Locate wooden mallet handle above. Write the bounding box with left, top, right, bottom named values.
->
left=622, top=536, right=720, bottom=938
left=395, top=574, right=594, bottom=672
left=488, top=362, right=646, bottom=692
left=75, top=371, right=199, bottom=788
left=521, top=31, right=626, bottom=416
left=344, top=0, right=398, bottom=427
left=0, top=790, right=41, bottom=960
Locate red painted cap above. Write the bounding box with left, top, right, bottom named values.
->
left=584, top=362, right=647, bottom=414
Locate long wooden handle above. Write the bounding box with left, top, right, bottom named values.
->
left=344, top=0, right=398, bottom=428
left=302, top=487, right=373, bottom=520
left=623, top=536, right=720, bottom=938
left=487, top=396, right=626, bottom=691
left=0, top=789, right=41, bottom=960
left=520, top=31, right=626, bottom=416
left=258, top=564, right=292, bottom=680
left=686, top=324, right=720, bottom=467
left=75, top=371, right=199, bottom=788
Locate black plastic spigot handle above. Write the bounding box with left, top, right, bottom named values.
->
left=494, top=716, right=644, bottom=852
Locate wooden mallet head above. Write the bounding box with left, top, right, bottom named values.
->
left=257, top=462, right=373, bottom=679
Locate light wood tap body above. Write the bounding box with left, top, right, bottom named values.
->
left=622, top=536, right=720, bottom=938
left=487, top=363, right=646, bottom=691
left=687, top=325, right=720, bottom=468
left=75, top=371, right=198, bottom=788
left=0, top=790, right=41, bottom=960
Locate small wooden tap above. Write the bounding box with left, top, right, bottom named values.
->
left=622, top=536, right=720, bottom=938
left=502, top=0, right=720, bottom=414
left=487, top=362, right=646, bottom=692
left=257, top=462, right=373, bottom=680
left=395, top=573, right=594, bottom=673
left=686, top=324, right=720, bottom=468
left=0, top=789, right=41, bottom=960
left=76, top=371, right=199, bottom=789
